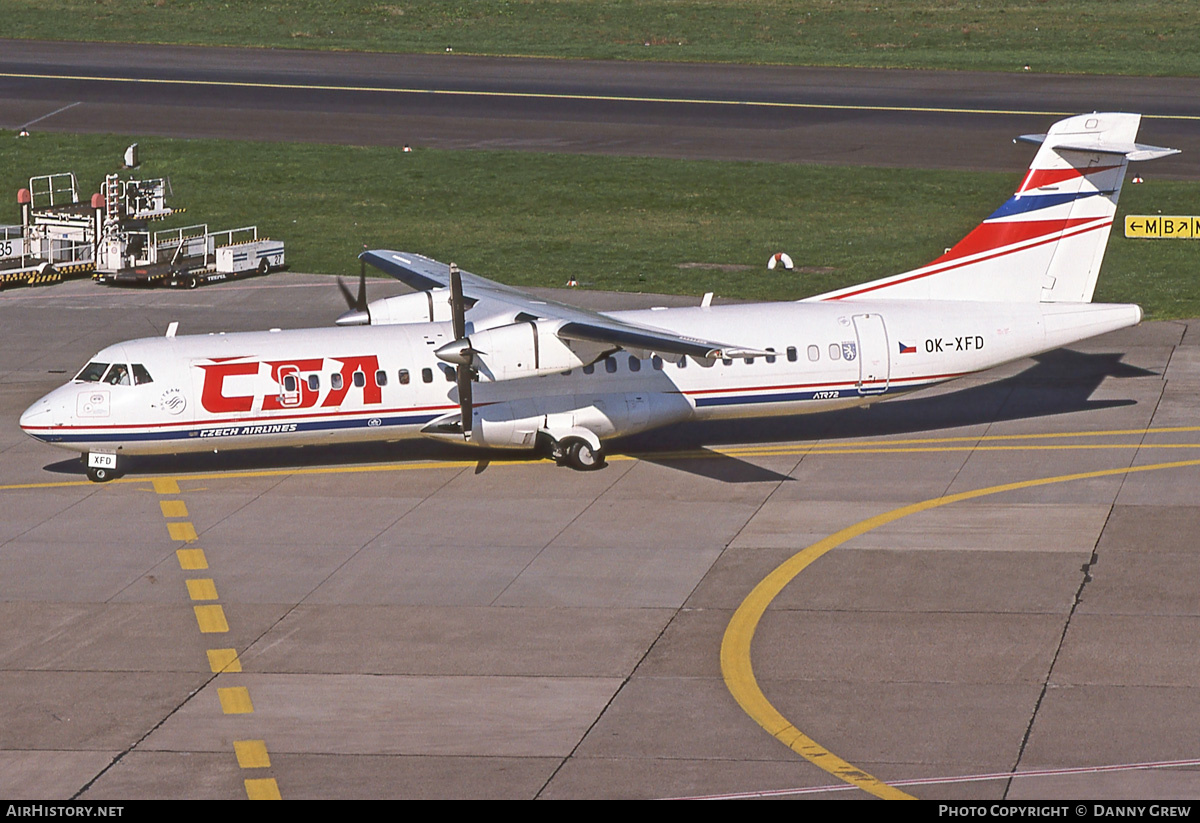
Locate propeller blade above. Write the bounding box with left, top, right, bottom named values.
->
left=357, top=258, right=368, bottom=310
left=335, top=259, right=372, bottom=325
left=457, top=364, right=474, bottom=440
left=449, top=262, right=466, bottom=340
left=337, top=276, right=356, bottom=310
left=448, top=262, right=474, bottom=436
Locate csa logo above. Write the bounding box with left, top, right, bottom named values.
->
left=160, top=388, right=187, bottom=415
left=841, top=341, right=857, bottom=361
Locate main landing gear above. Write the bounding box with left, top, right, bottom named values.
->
left=547, top=434, right=607, bottom=472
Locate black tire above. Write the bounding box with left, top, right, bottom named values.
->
left=257, top=258, right=270, bottom=276
left=87, top=465, right=113, bottom=483
left=187, top=275, right=199, bottom=289
left=565, top=438, right=605, bottom=471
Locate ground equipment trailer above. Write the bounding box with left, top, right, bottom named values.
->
left=0, top=173, right=100, bottom=289
left=1, top=169, right=284, bottom=290
left=93, top=224, right=285, bottom=288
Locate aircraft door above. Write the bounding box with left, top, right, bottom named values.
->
left=852, top=313, right=890, bottom=395
left=277, top=365, right=302, bottom=408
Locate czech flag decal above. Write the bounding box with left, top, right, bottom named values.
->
left=899, top=341, right=917, bottom=354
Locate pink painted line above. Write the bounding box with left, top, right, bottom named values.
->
left=673, top=757, right=1200, bottom=800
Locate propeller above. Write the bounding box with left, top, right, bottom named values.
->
left=448, top=262, right=477, bottom=439
left=335, top=257, right=370, bottom=326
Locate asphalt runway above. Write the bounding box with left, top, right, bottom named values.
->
left=2, top=277, right=1199, bottom=799
left=1, top=39, right=1198, bottom=177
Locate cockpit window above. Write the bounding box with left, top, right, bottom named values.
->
left=132, top=364, right=153, bottom=385
left=75, top=362, right=109, bottom=382
left=104, top=364, right=130, bottom=386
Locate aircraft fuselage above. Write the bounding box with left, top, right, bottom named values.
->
left=19, top=298, right=1140, bottom=459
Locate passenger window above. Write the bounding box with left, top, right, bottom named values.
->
left=104, top=364, right=130, bottom=386
left=331, top=373, right=344, bottom=390
left=422, top=367, right=433, bottom=383
left=308, top=374, right=320, bottom=391
left=399, top=369, right=410, bottom=385
left=605, top=358, right=617, bottom=374
left=132, top=364, right=153, bottom=385
left=353, top=371, right=366, bottom=388
left=444, top=366, right=455, bottom=382
left=677, top=358, right=687, bottom=369
left=743, top=356, right=754, bottom=365
left=786, top=347, right=798, bottom=362
left=721, top=358, right=733, bottom=366
left=376, top=370, right=388, bottom=387
left=652, top=356, right=663, bottom=370
left=829, top=344, right=841, bottom=361
left=628, top=356, right=640, bottom=372
left=765, top=347, right=776, bottom=364
left=283, top=374, right=297, bottom=392
left=583, top=363, right=595, bottom=375
left=807, top=345, right=820, bottom=361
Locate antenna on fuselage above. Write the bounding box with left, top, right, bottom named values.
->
left=166, top=321, right=179, bottom=338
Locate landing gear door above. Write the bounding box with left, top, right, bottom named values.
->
left=852, top=313, right=890, bottom=395
left=278, top=365, right=302, bottom=408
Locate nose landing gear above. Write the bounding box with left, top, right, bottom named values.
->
left=83, top=452, right=120, bottom=483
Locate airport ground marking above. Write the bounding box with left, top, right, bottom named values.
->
left=7, top=424, right=1200, bottom=492
left=4, top=71, right=1199, bottom=123
left=194, top=604, right=230, bottom=633
left=208, top=648, right=242, bottom=673
left=186, top=578, right=219, bottom=601
left=159, top=499, right=189, bottom=518
left=680, top=756, right=1200, bottom=799
left=176, top=548, right=209, bottom=570
left=720, top=456, right=1200, bottom=800
left=152, top=476, right=282, bottom=799
left=234, top=740, right=271, bottom=769
left=244, top=778, right=283, bottom=801
left=218, top=686, right=255, bottom=715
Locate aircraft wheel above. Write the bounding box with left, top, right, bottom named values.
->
left=86, top=465, right=114, bottom=483
left=564, top=438, right=605, bottom=471
left=186, top=275, right=199, bottom=290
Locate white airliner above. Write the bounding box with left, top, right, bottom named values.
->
left=20, top=113, right=1177, bottom=482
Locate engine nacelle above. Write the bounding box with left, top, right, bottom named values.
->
left=366, top=288, right=453, bottom=325
left=459, top=321, right=597, bottom=381
left=465, top=391, right=694, bottom=450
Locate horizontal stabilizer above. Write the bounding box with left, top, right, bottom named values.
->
left=1017, top=132, right=1179, bottom=161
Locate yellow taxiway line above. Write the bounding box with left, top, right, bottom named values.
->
left=5, top=424, right=1200, bottom=492
left=720, top=456, right=1200, bottom=799
left=3, top=71, right=1199, bottom=122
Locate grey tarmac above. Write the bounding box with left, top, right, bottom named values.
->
left=1, top=276, right=1199, bottom=799
left=1, top=39, right=1198, bottom=177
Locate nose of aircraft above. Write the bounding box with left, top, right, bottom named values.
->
left=19, top=388, right=67, bottom=440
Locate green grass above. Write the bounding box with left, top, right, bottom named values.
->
left=3, top=131, right=1197, bottom=318
left=4, top=1, right=1200, bottom=76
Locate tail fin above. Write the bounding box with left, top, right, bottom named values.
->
left=811, top=113, right=1178, bottom=304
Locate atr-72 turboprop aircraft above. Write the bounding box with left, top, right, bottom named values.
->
left=20, top=113, right=1178, bottom=481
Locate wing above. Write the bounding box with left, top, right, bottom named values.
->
left=361, top=249, right=767, bottom=361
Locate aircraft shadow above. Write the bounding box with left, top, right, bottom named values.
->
left=42, top=349, right=1153, bottom=481
left=613, top=349, right=1155, bottom=466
